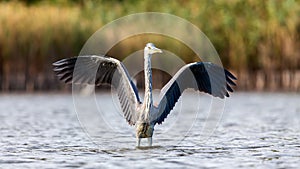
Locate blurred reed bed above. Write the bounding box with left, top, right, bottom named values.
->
left=0, top=0, right=299, bottom=91
left=0, top=1, right=100, bottom=91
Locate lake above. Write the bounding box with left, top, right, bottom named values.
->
left=0, top=92, right=299, bottom=168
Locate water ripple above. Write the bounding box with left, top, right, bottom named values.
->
left=0, top=93, right=299, bottom=168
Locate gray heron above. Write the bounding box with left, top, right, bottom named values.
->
left=53, top=43, right=236, bottom=147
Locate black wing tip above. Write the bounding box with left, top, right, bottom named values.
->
left=52, top=60, right=63, bottom=67
left=224, top=69, right=237, bottom=96
left=53, top=57, right=77, bottom=65
left=216, top=68, right=237, bottom=98
left=225, top=81, right=236, bottom=98
left=225, top=69, right=237, bottom=80
left=52, top=57, right=77, bottom=85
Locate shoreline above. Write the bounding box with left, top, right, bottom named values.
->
left=1, top=70, right=299, bottom=92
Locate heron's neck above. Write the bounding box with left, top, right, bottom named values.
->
left=144, top=52, right=153, bottom=110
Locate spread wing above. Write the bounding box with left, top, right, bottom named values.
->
left=151, top=62, right=237, bottom=125
left=53, top=55, right=141, bottom=125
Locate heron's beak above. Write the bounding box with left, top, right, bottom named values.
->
left=153, top=47, right=163, bottom=53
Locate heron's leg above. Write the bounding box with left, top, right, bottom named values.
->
left=147, top=137, right=152, bottom=147
left=136, top=138, right=141, bottom=147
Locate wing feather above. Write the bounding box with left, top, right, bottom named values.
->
left=152, top=62, right=236, bottom=125
left=53, top=55, right=141, bottom=125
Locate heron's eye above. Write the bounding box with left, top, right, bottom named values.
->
left=148, top=47, right=151, bottom=49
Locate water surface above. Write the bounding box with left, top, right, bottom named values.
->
left=0, top=93, right=299, bottom=168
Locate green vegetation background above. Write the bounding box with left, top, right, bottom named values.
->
left=0, top=0, right=299, bottom=91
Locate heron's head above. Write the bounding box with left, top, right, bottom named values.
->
left=144, top=43, right=162, bottom=55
